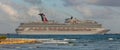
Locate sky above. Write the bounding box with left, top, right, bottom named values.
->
left=0, top=0, right=120, bottom=33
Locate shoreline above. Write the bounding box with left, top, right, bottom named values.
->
left=0, top=38, right=40, bottom=45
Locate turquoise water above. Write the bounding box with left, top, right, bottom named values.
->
left=0, top=34, right=120, bottom=50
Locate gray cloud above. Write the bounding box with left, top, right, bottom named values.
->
left=92, top=0, right=120, bottom=6
left=64, top=0, right=120, bottom=6
left=23, top=0, right=42, bottom=5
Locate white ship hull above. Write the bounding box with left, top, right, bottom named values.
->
left=18, top=32, right=103, bottom=35
left=17, top=28, right=109, bottom=35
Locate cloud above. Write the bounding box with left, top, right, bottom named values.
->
left=64, top=0, right=120, bottom=7
left=91, top=0, right=120, bottom=6
left=75, top=6, right=93, bottom=17
left=63, top=0, right=98, bottom=6
left=23, top=0, right=42, bottom=5
left=0, top=2, right=19, bottom=21
left=28, top=7, right=40, bottom=16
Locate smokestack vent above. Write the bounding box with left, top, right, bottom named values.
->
left=39, top=13, right=48, bottom=23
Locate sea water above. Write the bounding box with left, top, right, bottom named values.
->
left=0, top=34, right=120, bottom=50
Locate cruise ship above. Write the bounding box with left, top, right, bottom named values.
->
left=16, top=13, right=110, bottom=35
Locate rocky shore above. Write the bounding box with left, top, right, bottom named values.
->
left=0, top=38, right=39, bottom=44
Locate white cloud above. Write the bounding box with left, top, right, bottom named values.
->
left=75, top=6, right=93, bottom=17
left=28, top=7, right=40, bottom=16
left=0, top=2, right=19, bottom=21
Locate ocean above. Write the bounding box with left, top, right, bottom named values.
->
left=0, top=34, right=120, bottom=50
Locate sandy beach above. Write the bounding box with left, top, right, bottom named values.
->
left=0, top=38, right=39, bottom=44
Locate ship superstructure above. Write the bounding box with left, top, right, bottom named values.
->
left=16, top=13, right=110, bottom=35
